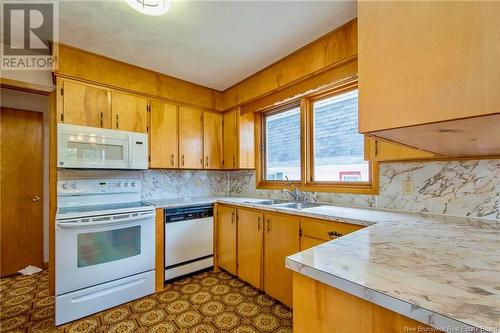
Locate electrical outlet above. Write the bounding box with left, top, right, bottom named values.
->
left=402, top=179, right=414, bottom=194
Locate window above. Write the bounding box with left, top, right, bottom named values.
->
left=263, top=106, right=301, bottom=181
left=311, top=89, right=369, bottom=182
left=256, top=80, right=378, bottom=194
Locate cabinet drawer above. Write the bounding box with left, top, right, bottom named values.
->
left=300, top=218, right=363, bottom=241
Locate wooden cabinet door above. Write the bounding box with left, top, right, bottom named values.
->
left=299, top=218, right=364, bottom=251
left=203, top=111, right=222, bottom=169
left=217, top=205, right=237, bottom=275
left=61, top=80, right=110, bottom=128
left=238, top=110, right=255, bottom=169
left=223, top=110, right=237, bottom=169
left=359, top=1, right=500, bottom=133
left=367, top=138, right=435, bottom=162
left=150, top=101, right=178, bottom=168
left=264, top=212, right=300, bottom=307
left=179, top=106, right=203, bottom=169
left=237, top=208, right=264, bottom=289
left=111, top=91, right=148, bottom=133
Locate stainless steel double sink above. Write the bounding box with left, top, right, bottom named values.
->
left=249, top=199, right=322, bottom=210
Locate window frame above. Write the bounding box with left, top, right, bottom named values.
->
left=256, top=101, right=304, bottom=189
left=255, top=80, right=379, bottom=194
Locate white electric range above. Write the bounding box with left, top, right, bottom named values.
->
left=55, top=178, right=155, bottom=325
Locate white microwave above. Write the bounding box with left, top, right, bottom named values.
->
left=57, top=124, right=148, bottom=169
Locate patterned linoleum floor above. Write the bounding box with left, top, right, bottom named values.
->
left=0, top=270, right=293, bottom=333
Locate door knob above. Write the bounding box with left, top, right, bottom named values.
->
left=32, top=196, right=41, bottom=202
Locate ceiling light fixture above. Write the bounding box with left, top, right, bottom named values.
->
left=125, top=0, right=171, bottom=16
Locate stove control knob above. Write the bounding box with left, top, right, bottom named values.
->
left=61, top=183, right=69, bottom=190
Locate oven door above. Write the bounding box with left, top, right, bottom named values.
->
left=56, top=211, right=155, bottom=295
left=57, top=124, right=131, bottom=169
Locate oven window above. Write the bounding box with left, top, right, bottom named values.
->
left=77, top=226, right=141, bottom=267
left=67, top=142, right=124, bottom=161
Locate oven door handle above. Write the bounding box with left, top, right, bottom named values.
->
left=56, top=211, right=155, bottom=229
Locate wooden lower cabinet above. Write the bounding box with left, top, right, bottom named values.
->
left=300, top=218, right=363, bottom=251
left=237, top=208, right=264, bottom=289
left=263, top=212, right=300, bottom=307
left=293, top=273, right=442, bottom=333
left=216, top=205, right=237, bottom=275
left=215, top=205, right=368, bottom=309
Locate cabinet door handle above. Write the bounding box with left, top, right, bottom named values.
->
left=181, top=154, right=184, bottom=166
left=205, top=156, right=209, bottom=167
left=231, top=211, right=235, bottom=224
left=328, top=231, right=343, bottom=239
left=232, top=156, right=236, bottom=167
left=116, top=114, right=119, bottom=129
left=100, top=112, right=104, bottom=127
left=266, top=219, right=271, bottom=233
left=257, top=218, right=261, bottom=231
left=170, top=154, right=175, bottom=166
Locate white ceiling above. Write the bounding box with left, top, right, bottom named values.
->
left=59, top=1, right=357, bottom=91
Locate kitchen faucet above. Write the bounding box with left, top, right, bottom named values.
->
left=282, top=176, right=305, bottom=202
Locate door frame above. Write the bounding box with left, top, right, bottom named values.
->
left=1, top=78, right=56, bottom=292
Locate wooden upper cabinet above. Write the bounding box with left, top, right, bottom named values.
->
left=359, top=1, right=500, bottom=133
left=366, top=138, right=436, bottom=162
left=203, top=111, right=223, bottom=169
left=179, top=106, right=203, bottom=169
left=223, top=110, right=237, bottom=169
left=238, top=110, right=255, bottom=169
left=216, top=205, right=237, bottom=275
left=60, top=80, right=110, bottom=127
left=150, top=101, right=178, bottom=168
left=237, top=208, right=264, bottom=289
left=223, top=108, right=255, bottom=169
left=111, top=91, right=148, bottom=133
left=263, top=212, right=299, bottom=307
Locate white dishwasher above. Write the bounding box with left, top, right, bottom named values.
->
left=164, top=205, right=214, bottom=280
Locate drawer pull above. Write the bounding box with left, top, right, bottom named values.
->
left=328, top=231, right=343, bottom=239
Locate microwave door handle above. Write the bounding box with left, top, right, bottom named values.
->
left=57, top=211, right=155, bottom=229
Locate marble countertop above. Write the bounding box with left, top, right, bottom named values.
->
left=145, top=196, right=500, bottom=332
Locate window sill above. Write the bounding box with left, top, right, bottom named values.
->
left=256, top=182, right=379, bottom=195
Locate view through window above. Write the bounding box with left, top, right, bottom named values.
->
left=312, top=89, right=369, bottom=182
left=264, top=106, right=301, bottom=180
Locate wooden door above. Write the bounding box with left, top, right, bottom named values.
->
left=111, top=91, right=148, bottom=133
left=237, top=208, right=263, bottom=289
left=1, top=108, right=44, bottom=276
left=203, top=111, right=222, bottom=169
left=179, top=106, right=203, bottom=169
left=217, top=205, right=237, bottom=275
left=223, top=110, right=236, bottom=169
left=238, top=110, right=255, bottom=169
left=264, top=212, right=300, bottom=307
left=61, top=80, right=110, bottom=128
left=150, top=101, right=178, bottom=168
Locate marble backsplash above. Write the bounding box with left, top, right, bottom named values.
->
left=60, top=159, right=499, bottom=220
left=140, top=170, right=228, bottom=199
left=227, top=159, right=500, bottom=220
